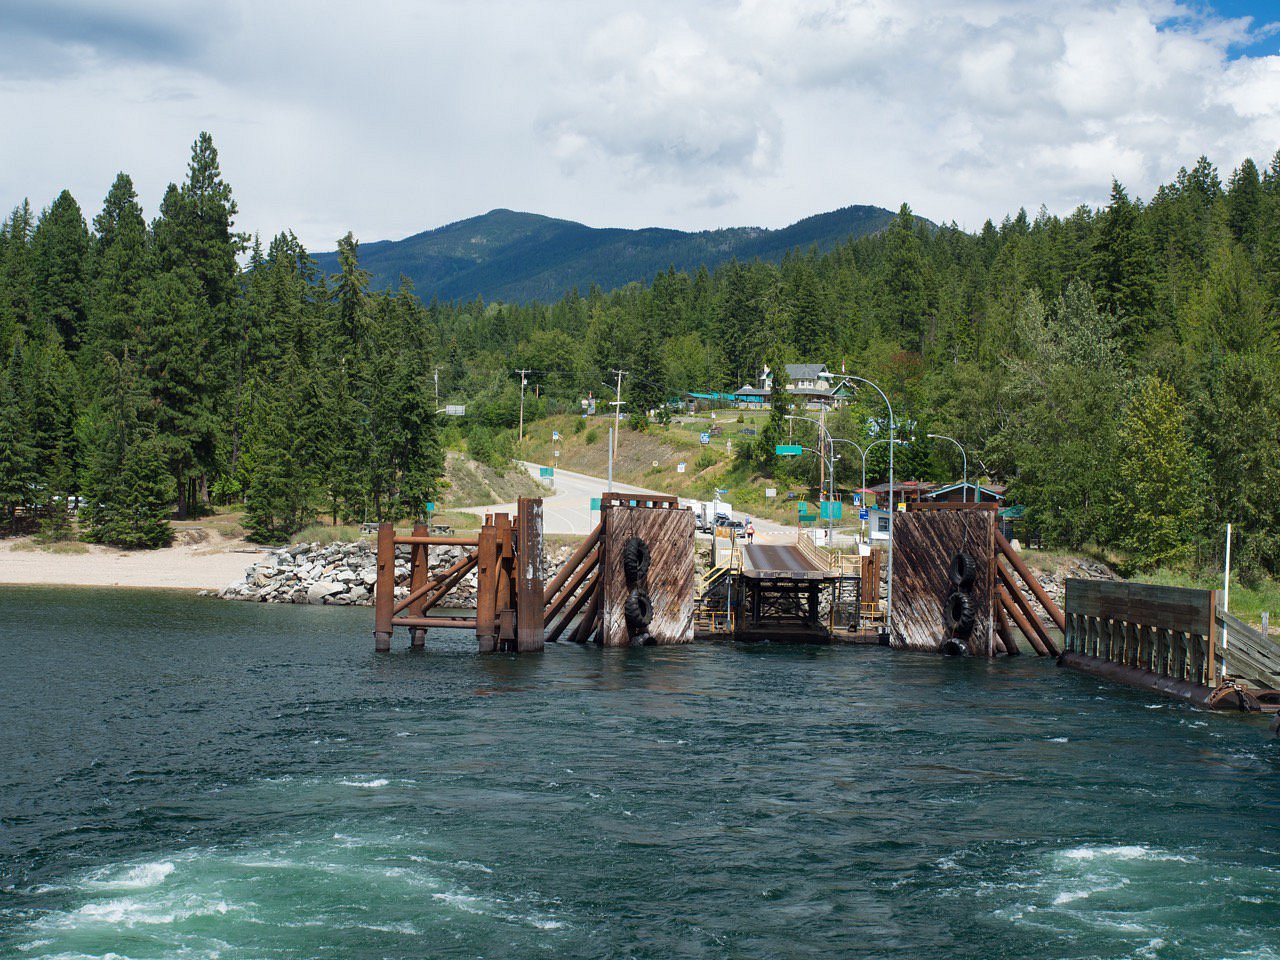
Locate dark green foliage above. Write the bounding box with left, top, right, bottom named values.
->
left=3, top=135, right=1280, bottom=577
left=81, top=357, right=174, bottom=548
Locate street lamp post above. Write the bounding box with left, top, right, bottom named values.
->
left=786, top=413, right=837, bottom=546
left=832, top=375, right=896, bottom=635
left=829, top=437, right=865, bottom=542
left=927, top=433, right=968, bottom=502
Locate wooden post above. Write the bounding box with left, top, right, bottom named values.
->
left=994, top=598, right=1017, bottom=655
left=475, top=516, right=498, bottom=653
left=996, top=562, right=1059, bottom=656
left=409, top=521, right=429, bottom=650
left=516, top=498, right=545, bottom=653
left=996, top=531, right=1065, bottom=633
left=373, top=522, right=395, bottom=652
left=494, top=514, right=515, bottom=651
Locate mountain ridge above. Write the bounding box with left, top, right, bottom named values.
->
left=311, top=204, right=913, bottom=303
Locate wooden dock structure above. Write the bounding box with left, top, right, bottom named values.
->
left=892, top=502, right=1062, bottom=657
left=1061, top=578, right=1280, bottom=712
left=372, top=494, right=696, bottom=651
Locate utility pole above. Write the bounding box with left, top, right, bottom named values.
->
left=610, top=369, right=625, bottom=467
left=433, top=367, right=439, bottom=408
left=516, top=369, right=531, bottom=442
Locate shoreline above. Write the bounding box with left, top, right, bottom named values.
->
left=0, top=535, right=264, bottom=592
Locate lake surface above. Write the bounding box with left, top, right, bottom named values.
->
left=1, top=586, right=1277, bottom=959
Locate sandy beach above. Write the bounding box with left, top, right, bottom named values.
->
left=0, top=531, right=265, bottom=591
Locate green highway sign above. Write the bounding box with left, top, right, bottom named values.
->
left=590, top=497, right=601, bottom=511
left=539, top=467, right=554, bottom=478
left=820, top=501, right=843, bottom=520
left=775, top=444, right=803, bottom=456
left=425, top=501, right=435, bottom=513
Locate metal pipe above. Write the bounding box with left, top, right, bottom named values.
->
left=926, top=433, right=967, bottom=502
left=542, top=522, right=603, bottom=603
left=393, top=535, right=481, bottom=546
left=833, top=375, right=895, bottom=634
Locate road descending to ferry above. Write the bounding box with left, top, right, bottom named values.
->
left=462, top=462, right=792, bottom=540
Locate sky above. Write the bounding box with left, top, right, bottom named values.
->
left=2, top=0, right=1280, bottom=253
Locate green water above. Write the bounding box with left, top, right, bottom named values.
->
left=1, top=586, right=1277, bottom=959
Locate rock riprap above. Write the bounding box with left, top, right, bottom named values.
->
left=220, top=540, right=575, bottom=606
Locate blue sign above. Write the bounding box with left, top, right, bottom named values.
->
left=552, top=430, right=561, bottom=441
left=859, top=508, right=869, bottom=521
left=852, top=494, right=862, bottom=506
left=539, top=467, right=554, bottom=478
left=700, top=432, right=711, bottom=445
left=590, top=497, right=601, bottom=511
left=426, top=501, right=435, bottom=513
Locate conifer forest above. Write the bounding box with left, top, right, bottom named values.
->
left=1, top=134, right=1277, bottom=578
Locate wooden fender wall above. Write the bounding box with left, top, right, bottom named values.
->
left=891, top=508, right=996, bottom=654
left=600, top=500, right=695, bottom=647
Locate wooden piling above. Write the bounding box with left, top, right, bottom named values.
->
left=409, top=522, right=429, bottom=649
left=516, top=497, right=545, bottom=653
left=475, top=516, right=498, bottom=653
left=373, top=522, right=395, bottom=652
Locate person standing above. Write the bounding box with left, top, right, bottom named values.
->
left=745, top=520, right=755, bottom=544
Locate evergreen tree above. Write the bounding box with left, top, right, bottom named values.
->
left=31, top=190, right=91, bottom=349
left=242, top=369, right=316, bottom=542
left=81, top=356, right=174, bottom=548
left=0, top=366, right=36, bottom=528
left=1089, top=180, right=1154, bottom=342
left=1112, top=378, right=1203, bottom=569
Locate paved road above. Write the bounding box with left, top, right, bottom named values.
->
left=459, top=462, right=791, bottom=538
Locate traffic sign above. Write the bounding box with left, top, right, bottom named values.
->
left=820, top=501, right=843, bottom=520
left=552, top=430, right=561, bottom=441
left=426, top=501, right=435, bottom=513
left=765, top=487, right=777, bottom=498
left=775, top=444, right=803, bottom=456
left=677, top=462, right=686, bottom=473
left=539, top=467, right=554, bottom=478
left=852, top=493, right=862, bottom=506
left=590, top=497, right=601, bottom=511
left=859, top=508, right=869, bottom=521
left=700, top=432, right=711, bottom=445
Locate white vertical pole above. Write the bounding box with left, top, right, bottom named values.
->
left=1222, top=523, right=1232, bottom=661
left=607, top=427, right=614, bottom=493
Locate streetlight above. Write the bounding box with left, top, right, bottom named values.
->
left=831, top=374, right=896, bottom=635
left=829, top=437, right=865, bottom=542
left=786, top=413, right=836, bottom=546
left=927, top=433, right=968, bottom=502
left=777, top=443, right=839, bottom=546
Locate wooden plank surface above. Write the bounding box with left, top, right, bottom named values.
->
left=600, top=505, right=695, bottom=647
left=1065, top=579, right=1213, bottom=635
left=890, top=509, right=995, bottom=654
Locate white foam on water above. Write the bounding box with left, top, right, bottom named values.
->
left=85, top=861, right=175, bottom=891
left=337, top=777, right=390, bottom=788
left=43, top=894, right=232, bottom=929
left=1058, top=845, right=1192, bottom=863
left=1048, top=737, right=1069, bottom=743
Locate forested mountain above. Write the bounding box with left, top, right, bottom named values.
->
left=2, top=134, right=1279, bottom=580
left=309, top=205, right=903, bottom=303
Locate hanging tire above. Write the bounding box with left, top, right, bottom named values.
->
left=625, top=588, right=653, bottom=631
left=945, top=591, right=976, bottom=638
left=949, top=552, right=977, bottom=589
left=940, top=637, right=969, bottom=656
left=622, top=537, right=651, bottom=587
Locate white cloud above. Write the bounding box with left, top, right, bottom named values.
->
left=0, top=0, right=1278, bottom=251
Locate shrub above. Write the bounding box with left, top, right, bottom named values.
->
left=573, top=418, right=586, bottom=434
left=585, top=428, right=599, bottom=445
left=695, top=451, right=718, bottom=471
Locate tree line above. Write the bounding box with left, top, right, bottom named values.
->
left=2, top=134, right=1277, bottom=577
left=0, top=133, right=441, bottom=545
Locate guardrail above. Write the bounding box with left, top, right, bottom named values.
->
left=1217, top=606, right=1280, bottom=689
